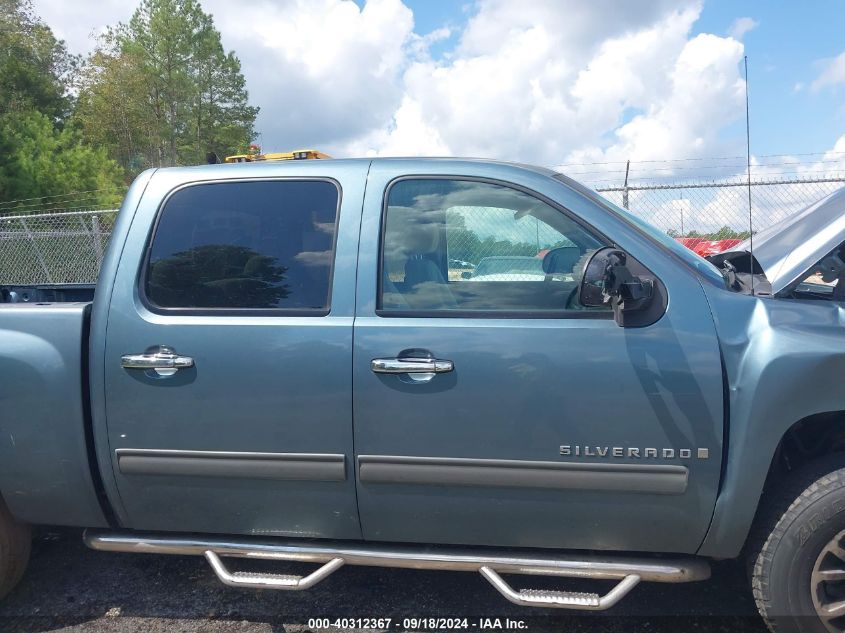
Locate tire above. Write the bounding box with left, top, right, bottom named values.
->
left=0, top=496, right=30, bottom=600
left=750, top=455, right=845, bottom=633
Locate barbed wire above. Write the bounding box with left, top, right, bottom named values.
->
left=595, top=175, right=845, bottom=192
left=0, top=208, right=118, bottom=221
left=550, top=150, right=845, bottom=168
left=0, top=188, right=119, bottom=209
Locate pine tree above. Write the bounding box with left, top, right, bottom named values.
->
left=75, top=0, right=258, bottom=172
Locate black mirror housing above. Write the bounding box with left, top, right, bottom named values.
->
left=579, top=247, right=666, bottom=327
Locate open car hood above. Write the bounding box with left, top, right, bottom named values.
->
left=713, top=187, right=845, bottom=295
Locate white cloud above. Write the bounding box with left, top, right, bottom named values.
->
left=811, top=51, right=845, bottom=92
left=201, top=0, right=416, bottom=150
left=350, top=96, right=451, bottom=156
left=349, top=0, right=748, bottom=172
left=728, top=17, right=758, bottom=40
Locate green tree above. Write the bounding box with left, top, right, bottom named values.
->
left=0, top=2, right=124, bottom=208
left=0, top=110, right=124, bottom=208
left=0, top=0, right=76, bottom=120
left=673, top=226, right=752, bottom=240
left=74, top=40, right=154, bottom=173
left=75, top=0, right=258, bottom=172
left=712, top=225, right=751, bottom=240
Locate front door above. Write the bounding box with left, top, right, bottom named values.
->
left=353, top=162, right=724, bottom=554
left=102, top=167, right=365, bottom=538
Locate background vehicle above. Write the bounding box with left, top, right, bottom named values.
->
left=466, top=255, right=545, bottom=281
left=1, top=158, right=845, bottom=632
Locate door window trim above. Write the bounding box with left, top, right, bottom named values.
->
left=376, top=174, right=615, bottom=320
left=138, top=177, right=342, bottom=317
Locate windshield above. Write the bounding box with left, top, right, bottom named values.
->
left=474, top=257, right=544, bottom=276
left=553, top=174, right=726, bottom=286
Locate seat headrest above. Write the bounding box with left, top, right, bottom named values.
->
left=542, top=246, right=581, bottom=274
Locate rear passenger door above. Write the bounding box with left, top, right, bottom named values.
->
left=100, top=164, right=366, bottom=538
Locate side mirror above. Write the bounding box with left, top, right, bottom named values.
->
left=580, top=247, right=662, bottom=327
left=460, top=271, right=472, bottom=280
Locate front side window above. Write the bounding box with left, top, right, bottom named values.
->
left=380, top=179, right=608, bottom=314
left=145, top=180, right=338, bottom=312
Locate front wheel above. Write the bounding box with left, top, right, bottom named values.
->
left=751, top=457, right=845, bottom=632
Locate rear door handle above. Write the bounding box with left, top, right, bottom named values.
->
left=371, top=357, right=454, bottom=374
left=121, top=345, right=194, bottom=376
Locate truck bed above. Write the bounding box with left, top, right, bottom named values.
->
left=0, top=302, right=107, bottom=527
left=0, top=284, right=96, bottom=304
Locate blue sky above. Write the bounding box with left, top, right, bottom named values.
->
left=35, top=0, right=845, bottom=179
left=694, top=0, right=845, bottom=155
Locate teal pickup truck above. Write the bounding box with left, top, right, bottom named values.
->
left=3, top=157, right=845, bottom=632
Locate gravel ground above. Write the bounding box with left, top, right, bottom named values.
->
left=0, top=528, right=769, bottom=633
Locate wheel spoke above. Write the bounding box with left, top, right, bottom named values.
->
left=818, top=569, right=845, bottom=582
left=822, top=600, right=845, bottom=618
left=830, top=545, right=845, bottom=564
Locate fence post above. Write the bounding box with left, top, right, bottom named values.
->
left=622, top=160, right=630, bottom=210
left=90, top=214, right=104, bottom=267
left=19, top=218, right=52, bottom=284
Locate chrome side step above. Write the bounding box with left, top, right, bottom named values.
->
left=85, top=530, right=709, bottom=610
left=205, top=551, right=344, bottom=590
left=479, top=566, right=641, bottom=610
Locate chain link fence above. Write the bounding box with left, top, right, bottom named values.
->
left=0, top=209, right=118, bottom=285
left=1, top=173, right=844, bottom=286
left=596, top=176, right=845, bottom=238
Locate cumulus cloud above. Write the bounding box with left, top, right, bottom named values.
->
left=350, top=0, right=748, bottom=173
left=811, top=51, right=845, bottom=92
left=201, top=0, right=416, bottom=150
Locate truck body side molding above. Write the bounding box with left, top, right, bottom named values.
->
left=358, top=455, right=688, bottom=495
left=116, top=449, right=346, bottom=482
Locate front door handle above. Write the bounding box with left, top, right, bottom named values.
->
left=371, top=357, right=454, bottom=374
left=122, top=345, right=194, bottom=376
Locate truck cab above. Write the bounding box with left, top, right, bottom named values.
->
left=89, top=158, right=723, bottom=553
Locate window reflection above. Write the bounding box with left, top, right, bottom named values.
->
left=146, top=180, right=338, bottom=311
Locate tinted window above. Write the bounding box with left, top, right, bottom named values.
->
left=380, top=179, right=608, bottom=313
left=146, top=180, right=338, bottom=311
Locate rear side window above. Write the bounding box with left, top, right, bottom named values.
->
left=144, top=180, right=339, bottom=313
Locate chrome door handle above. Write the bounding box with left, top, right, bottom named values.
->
left=121, top=345, right=194, bottom=376
left=371, top=357, right=454, bottom=374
